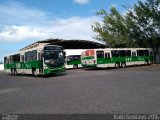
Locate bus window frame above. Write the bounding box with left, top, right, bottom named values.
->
left=105, top=53, right=111, bottom=59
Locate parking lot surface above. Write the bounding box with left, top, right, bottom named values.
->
left=0, top=64, right=160, bottom=113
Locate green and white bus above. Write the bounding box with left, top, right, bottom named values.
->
left=4, top=45, right=65, bottom=76
left=65, top=49, right=86, bottom=69
left=81, top=48, right=153, bottom=68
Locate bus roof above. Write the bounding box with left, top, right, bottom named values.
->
left=5, top=44, right=63, bottom=57
left=64, top=49, right=87, bottom=56
left=86, top=48, right=153, bottom=51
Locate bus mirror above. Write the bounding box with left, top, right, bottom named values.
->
left=63, top=52, right=66, bottom=58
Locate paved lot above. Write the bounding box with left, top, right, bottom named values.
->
left=0, top=64, right=160, bottom=114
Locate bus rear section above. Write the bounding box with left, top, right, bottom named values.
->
left=81, top=49, right=97, bottom=67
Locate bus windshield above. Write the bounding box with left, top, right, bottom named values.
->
left=44, top=51, right=65, bottom=67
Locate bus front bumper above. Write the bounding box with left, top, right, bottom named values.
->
left=44, top=67, right=65, bottom=75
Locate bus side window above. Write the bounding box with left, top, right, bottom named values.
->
left=126, top=50, right=131, bottom=57
left=12, top=54, right=20, bottom=62
left=137, top=50, right=144, bottom=56
left=74, top=55, right=80, bottom=61
left=67, top=56, right=73, bottom=63
left=25, top=51, right=31, bottom=61
left=119, top=50, right=126, bottom=57
left=111, top=50, right=119, bottom=57
left=96, top=51, right=104, bottom=58
left=144, top=50, right=149, bottom=56
left=32, top=50, right=37, bottom=60
left=17, top=54, right=20, bottom=62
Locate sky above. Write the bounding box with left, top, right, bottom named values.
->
left=0, top=0, right=139, bottom=61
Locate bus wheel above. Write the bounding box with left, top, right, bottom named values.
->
left=32, top=68, right=36, bottom=76
left=115, top=63, right=120, bottom=68
left=121, top=62, right=126, bottom=68
left=11, top=68, right=14, bottom=74
left=145, top=60, right=149, bottom=65
left=14, top=69, right=17, bottom=75
left=73, top=64, right=78, bottom=69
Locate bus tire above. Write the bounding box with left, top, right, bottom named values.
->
left=115, top=63, right=120, bottom=68
left=73, top=64, right=78, bottom=69
left=32, top=68, right=36, bottom=76
left=11, top=68, right=14, bottom=74
left=14, top=69, right=17, bottom=75
left=145, top=60, right=149, bottom=65
left=121, top=62, right=126, bottom=68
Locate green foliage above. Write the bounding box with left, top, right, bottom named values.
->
left=92, top=0, right=160, bottom=49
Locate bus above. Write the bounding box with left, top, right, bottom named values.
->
left=4, top=45, right=65, bottom=76
left=65, top=49, right=86, bottom=69
left=81, top=48, right=153, bottom=68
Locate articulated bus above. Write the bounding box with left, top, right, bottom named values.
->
left=65, top=49, right=86, bottom=69
left=4, top=45, right=65, bottom=76
left=81, top=48, right=154, bottom=68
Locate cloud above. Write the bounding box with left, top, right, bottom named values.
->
left=110, top=4, right=117, bottom=8
left=0, top=25, right=49, bottom=42
left=73, top=0, right=90, bottom=5
left=0, top=1, right=102, bottom=43
left=0, top=1, right=50, bottom=27
left=0, top=16, right=101, bottom=42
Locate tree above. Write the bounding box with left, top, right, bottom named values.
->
left=127, top=0, right=160, bottom=49
left=92, top=0, right=160, bottom=50
left=92, top=7, right=137, bottom=48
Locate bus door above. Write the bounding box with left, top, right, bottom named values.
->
left=96, top=51, right=105, bottom=65
left=105, top=52, right=111, bottom=67
left=96, top=51, right=110, bottom=68
left=38, top=52, right=43, bottom=73
left=20, top=55, right=25, bottom=73
left=132, top=51, right=137, bottom=65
